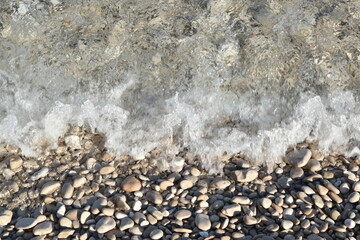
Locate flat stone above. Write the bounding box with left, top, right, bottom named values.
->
left=73, top=176, right=86, bottom=188
left=120, top=217, right=134, bottom=231
left=91, top=198, right=108, bottom=214
left=31, top=167, right=49, bottom=181
left=159, top=180, right=173, bottom=191
left=232, top=196, right=250, bottom=205
left=285, top=149, right=312, bottom=167
left=231, top=169, right=258, bottom=183
left=9, top=156, right=23, bottom=170
left=58, top=229, right=75, bottom=239
left=132, top=200, right=142, bottom=211
left=61, top=182, right=74, bottom=199
left=173, top=228, right=192, bottom=233
left=146, top=191, right=163, bottom=205
left=122, top=176, right=142, bottom=192
left=174, top=210, right=192, bottom=220
left=99, top=166, right=115, bottom=175
left=150, top=229, right=164, bottom=240
left=316, top=184, right=328, bottom=195
left=222, top=204, right=241, bottom=217
left=243, top=216, right=257, bottom=225
left=312, top=195, right=324, bottom=208
left=210, top=179, right=231, bottom=189
left=96, top=216, right=116, bottom=234
left=195, top=214, right=211, bottom=231
left=306, top=159, right=321, bottom=172
left=40, top=181, right=61, bottom=196
left=129, top=226, right=143, bottom=235
left=281, top=220, right=293, bottom=230
left=0, top=210, right=13, bottom=226
left=16, top=218, right=38, bottom=229
left=180, top=179, right=193, bottom=189
left=59, top=217, right=72, bottom=228
left=290, top=167, right=303, bottom=178
left=33, top=221, right=53, bottom=236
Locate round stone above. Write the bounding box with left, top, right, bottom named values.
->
left=73, top=176, right=86, bottom=188
left=316, top=185, right=328, bottom=195
left=9, top=156, right=23, bottom=170
left=222, top=204, right=241, bottom=217
left=122, top=176, right=142, bottom=192
left=40, top=181, right=61, bottom=196
left=133, top=200, right=142, bottom=211
left=348, top=192, right=360, bottom=203
left=180, top=180, right=193, bottom=189
left=16, top=218, right=38, bottom=230
left=96, top=217, right=116, bottom=234
left=282, top=220, right=293, bottom=230
left=260, top=198, right=272, bottom=209
left=146, top=191, right=163, bottom=205
left=120, top=217, right=134, bottom=231
left=353, top=182, right=360, bottom=192
left=174, top=210, right=192, bottom=220
left=80, top=211, right=91, bottom=224
left=345, top=219, right=355, bottom=229
left=150, top=229, right=164, bottom=240
left=99, top=166, right=115, bottom=175
left=195, top=214, right=211, bottom=231
left=210, top=179, right=231, bottom=189
left=285, top=149, right=312, bottom=167
left=290, top=167, right=303, bottom=178
left=33, top=221, right=53, bottom=236
left=59, top=217, right=72, bottom=228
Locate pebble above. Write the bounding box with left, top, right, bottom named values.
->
left=150, top=229, right=164, bottom=240
left=31, top=167, right=50, bottom=181
left=120, top=217, right=134, bottom=231
left=80, top=211, right=91, bottom=224
left=307, top=159, right=321, bottom=172
left=259, top=198, right=272, bottom=209
left=59, top=217, right=72, bottom=228
left=290, top=167, right=304, bottom=178
left=316, top=184, right=328, bottom=195
left=99, top=166, right=115, bottom=175
left=222, top=204, right=241, bottom=217
left=345, top=219, right=356, bottom=229
left=58, top=229, right=75, bottom=238
left=243, top=216, right=257, bottom=225
left=33, top=221, right=53, bottom=236
left=65, top=135, right=81, bottom=149
left=285, top=149, right=312, bottom=167
left=62, top=182, right=74, bottom=199
left=9, top=156, right=23, bottom=170
left=348, top=192, right=360, bottom=203
left=132, top=200, right=142, bottom=211
left=281, top=220, right=293, bottom=230
left=232, top=196, right=250, bottom=205
left=195, top=214, right=211, bottom=231
left=122, top=176, right=142, bottom=192
left=40, top=181, right=61, bottom=195
left=0, top=210, right=13, bottom=226
left=174, top=210, right=192, bottom=220
left=96, top=217, right=116, bottom=234
left=180, top=179, right=193, bottom=189
left=146, top=191, right=163, bottom=205
left=353, top=182, right=360, bottom=192
left=73, top=176, right=87, bottom=188
left=211, top=179, right=231, bottom=189
left=16, top=218, right=38, bottom=229
left=231, top=169, right=258, bottom=183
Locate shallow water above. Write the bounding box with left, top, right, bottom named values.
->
left=1, top=0, right=360, bottom=171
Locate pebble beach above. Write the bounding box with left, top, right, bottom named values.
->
left=1, top=128, right=360, bottom=240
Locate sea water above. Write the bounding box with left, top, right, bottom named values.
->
left=1, top=0, right=360, bottom=171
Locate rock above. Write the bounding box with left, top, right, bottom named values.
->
left=281, top=220, right=293, bottom=230
left=16, top=218, right=38, bottom=229
left=344, top=219, right=355, bottom=229
left=353, top=182, right=360, bottom=192
left=278, top=177, right=293, bottom=189
left=243, top=216, right=257, bottom=225
left=132, top=200, right=142, bottom=211
left=73, top=176, right=86, bottom=188
left=232, top=196, right=250, bottom=205
left=33, top=221, right=53, bottom=236
left=62, top=182, right=74, bottom=199
left=231, top=169, right=258, bottom=183
left=31, top=167, right=50, bottom=181
left=146, top=191, right=163, bottom=205
left=0, top=210, right=13, bottom=226
left=306, top=159, right=321, bottom=172
left=91, top=198, right=108, bottom=214
left=65, top=135, right=81, bottom=149
left=159, top=180, right=173, bottom=191
left=312, top=195, right=324, bottom=208
left=316, top=184, right=328, bottom=195
left=284, top=149, right=312, bottom=167
left=210, top=179, right=231, bottom=189
left=99, top=166, right=115, bottom=175
left=120, top=217, right=134, bottom=231
left=40, top=181, right=61, bottom=196
left=174, top=210, right=192, bottom=220
left=122, top=176, right=142, bottom=192
left=259, top=198, right=272, bottom=209
left=9, top=156, right=23, bottom=170
left=150, top=229, right=164, bottom=240
left=222, top=204, right=241, bottom=217
left=290, top=167, right=303, bottom=178
left=195, top=214, right=211, bottom=231
left=80, top=211, right=91, bottom=224
left=58, top=229, right=75, bottom=238
left=348, top=192, right=360, bottom=203
left=59, top=217, right=72, bottom=228
left=179, top=179, right=193, bottom=189
left=191, top=168, right=201, bottom=176
left=96, top=217, right=116, bottom=234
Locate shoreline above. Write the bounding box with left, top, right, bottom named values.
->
left=0, top=129, right=359, bottom=240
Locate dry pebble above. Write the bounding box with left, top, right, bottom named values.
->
left=122, top=176, right=142, bottom=192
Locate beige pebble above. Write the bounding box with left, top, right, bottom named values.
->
left=259, top=198, right=272, bottom=209
left=40, top=181, right=61, bottom=196
left=281, top=220, right=293, bottom=230
left=231, top=169, right=258, bottom=183
left=290, top=167, right=304, bottom=178
left=99, top=166, right=115, bottom=175
left=122, top=176, right=142, bottom=192
left=243, top=216, right=257, bottom=225
left=180, top=180, right=193, bottom=190
left=348, top=192, right=360, bottom=203
left=316, top=184, right=328, bottom=195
